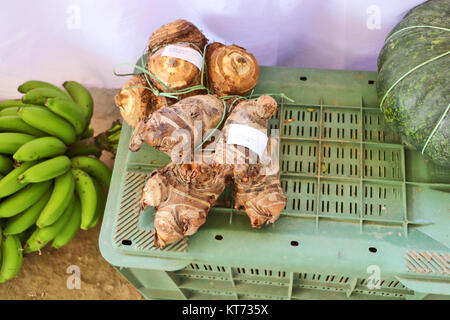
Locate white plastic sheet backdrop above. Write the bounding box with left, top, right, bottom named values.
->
left=0, top=0, right=425, bottom=99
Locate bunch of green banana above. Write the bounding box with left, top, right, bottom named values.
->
left=0, top=79, right=118, bottom=283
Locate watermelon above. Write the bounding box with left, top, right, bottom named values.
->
left=376, top=0, right=449, bottom=167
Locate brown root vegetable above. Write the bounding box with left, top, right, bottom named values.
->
left=148, top=19, right=207, bottom=52
left=213, top=95, right=286, bottom=227
left=147, top=20, right=207, bottom=97
left=147, top=44, right=203, bottom=92
left=233, top=137, right=286, bottom=227
left=114, top=75, right=169, bottom=128
left=129, top=95, right=224, bottom=158
left=206, top=42, right=260, bottom=96
left=141, top=160, right=227, bottom=248
left=213, top=95, right=278, bottom=165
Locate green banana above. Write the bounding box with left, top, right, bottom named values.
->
left=0, top=180, right=52, bottom=218
left=3, top=188, right=52, bottom=235
left=85, top=178, right=106, bottom=229
left=65, top=141, right=102, bottom=158
left=0, top=106, right=21, bottom=117
left=18, top=80, right=71, bottom=99
left=0, top=173, right=4, bottom=180
left=0, top=104, right=44, bottom=117
left=0, top=99, right=25, bottom=110
left=0, top=155, right=13, bottom=174
left=21, top=87, right=70, bottom=105
left=18, top=106, right=76, bottom=145
left=0, top=132, right=35, bottom=154
left=18, top=155, right=71, bottom=183
left=25, top=197, right=74, bottom=254
left=52, top=196, right=81, bottom=248
left=0, top=161, right=37, bottom=198
left=79, top=125, right=94, bottom=139
left=36, top=170, right=74, bottom=227
left=23, top=229, right=48, bottom=254
left=13, top=136, right=67, bottom=162
left=0, top=235, right=23, bottom=283
left=72, top=168, right=97, bottom=230
left=45, top=98, right=87, bottom=135
left=0, top=115, right=47, bottom=136
left=62, top=81, right=93, bottom=122
left=70, top=156, right=111, bottom=188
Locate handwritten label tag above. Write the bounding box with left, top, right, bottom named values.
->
left=227, top=124, right=268, bottom=158
left=161, top=45, right=203, bottom=70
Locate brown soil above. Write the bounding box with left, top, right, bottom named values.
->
left=0, top=88, right=143, bottom=300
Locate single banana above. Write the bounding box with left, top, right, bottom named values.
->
left=0, top=105, right=44, bottom=116
left=70, top=156, right=112, bottom=188
left=21, top=87, right=70, bottom=105
left=45, top=98, right=87, bottom=135
left=0, top=180, right=52, bottom=218
left=65, top=141, right=102, bottom=158
left=0, top=235, right=23, bottom=283
left=36, top=170, right=74, bottom=227
left=37, top=197, right=74, bottom=242
left=18, top=106, right=76, bottom=145
left=13, top=136, right=67, bottom=162
left=3, top=188, right=52, bottom=235
left=0, top=106, right=21, bottom=117
left=72, top=168, right=97, bottom=230
left=23, top=229, right=48, bottom=254
left=79, top=125, right=94, bottom=139
left=18, top=80, right=72, bottom=100
left=0, top=155, right=13, bottom=174
left=0, top=161, right=37, bottom=198
left=0, top=99, right=25, bottom=110
left=85, top=178, right=106, bottom=229
left=18, top=155, right=71, bottom=183
left=0, top=115, right=47, bottom=136
left=52, top=196, right=81, bottom=248
left=62, top=81, right=93, bottom=123
left=0, top=132, right=35, bottom=154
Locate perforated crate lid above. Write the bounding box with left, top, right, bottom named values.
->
left=99, top=67, right=450, bottom=295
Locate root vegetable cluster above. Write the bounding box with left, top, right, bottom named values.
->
left=115, top=19, right=287, bottom=248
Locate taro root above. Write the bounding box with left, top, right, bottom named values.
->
left=233, top=137, right=286, bottom=227
left=129, top=94, right=224, bottom=159
left=114, top=75, right=169, bottom=128
left=206, top=42, right=260, bottom=96
left=147, top=20, right=208, bottom=97
left=141, top=159, right=228, bottom=248
left=147, top=44, right=203, bottom=92
left=213, top=96, right=286, bottom=227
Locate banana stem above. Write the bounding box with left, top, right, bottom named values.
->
left=66, top=121, right=122, bottom=157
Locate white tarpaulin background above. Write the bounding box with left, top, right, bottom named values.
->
left=0, top=0, right=425, bottom=99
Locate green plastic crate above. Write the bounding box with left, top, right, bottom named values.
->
left=99, top=66, right=450, bottom=300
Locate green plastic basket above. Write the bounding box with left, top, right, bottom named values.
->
left=99, top=66, right=450, bottom=300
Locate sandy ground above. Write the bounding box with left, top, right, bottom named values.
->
left=0, top=88, right=143, bottom=300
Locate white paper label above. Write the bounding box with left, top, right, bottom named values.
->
left=161, top=45, right=203, bottom=70
left=227, top=124, right=268, bottom=158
